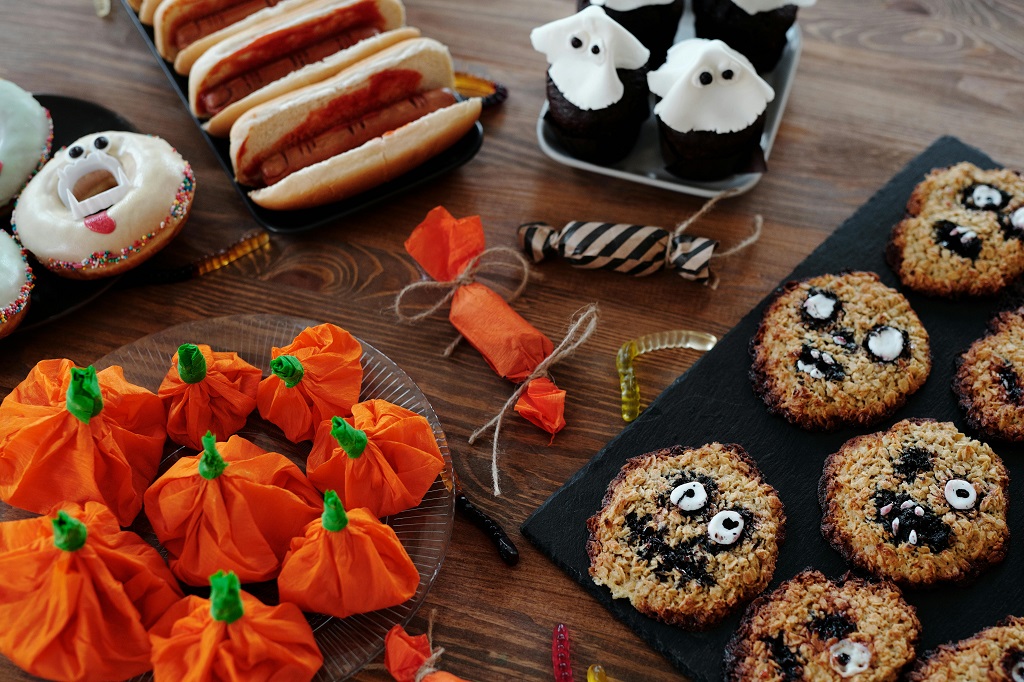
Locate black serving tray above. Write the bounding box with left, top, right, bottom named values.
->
left=522, top=136, right=1024, bottom=681
left=118, top=0, right=484, bottom=233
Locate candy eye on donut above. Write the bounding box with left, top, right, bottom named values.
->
left=944, top=479, right=977, bottom=510
left=93, top=136, right=109, bottom=150
left=68, top=146, right=84, bottom=159
left=670, top=481, right=707, bottom=512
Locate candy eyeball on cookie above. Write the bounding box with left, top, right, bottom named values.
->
left=12, top=130, right=195, bottom=280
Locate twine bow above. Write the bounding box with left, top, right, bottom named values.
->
left=668, top=189, right=764, bottom=289
left=469, top=303, right=599, bottom=496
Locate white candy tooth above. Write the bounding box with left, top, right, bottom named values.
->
left=909, top=530, right=918, bottom=545
left=901, top=500, right=914, bottom=510
left=879, top=503, right=893, bottom=516
left=892, top=518, right=900, bottom=534
left=915, top=506, right=924, bottom=517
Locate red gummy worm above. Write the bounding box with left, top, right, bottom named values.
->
left=552, top=623, right=574, bottom=682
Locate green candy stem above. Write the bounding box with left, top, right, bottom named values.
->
left=330, top=416, right=367, bottom=458
left=52, top=510, right=87, bottom=552
left=209, top=571, right=244, bottom=624
left=198, top=431, right=228, bottom=480
left=271, top=355, right=304, bottom=388
left=176, top=343, right=207, bottom=384
left=66, top=365, right=103, bottom=424
left=321, top=490, right=349, bottom=532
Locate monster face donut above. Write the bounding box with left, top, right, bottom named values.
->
left=0, top=80, right=53, bottom=209
left=12, top=131, right=195, bottom=279
left=587, top=443, right=785, bottom=629
left=0, top=230, right=34, bottom=338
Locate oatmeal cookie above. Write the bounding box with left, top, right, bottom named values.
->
left=907, top=616, right=1024, bottom=682
left=954, top=306, right=1024, bottom=442
left=820, top=419, right=1009, bottom=587
left=586, top=443, right=785, bottom=629
left=724, top=570, right=920, bottom=682
left=887, top=162, right=1024, bottom=296
left=750, top=271, right=932, bottom=431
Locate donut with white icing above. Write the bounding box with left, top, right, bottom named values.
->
left=12, top=131, right=195, bottom=279
left=0, top=80, right=53, bottom=209
left=0, top=230, right=34, bottom=339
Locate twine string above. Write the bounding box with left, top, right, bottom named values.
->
left=468, top=303, right=600, bottom=496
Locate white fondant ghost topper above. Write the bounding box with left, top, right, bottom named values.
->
left=731, top=0, right=816, bottom=15
left=530, top=6, right=650, bottom=111
left=647, top=38, right=775, bottom=134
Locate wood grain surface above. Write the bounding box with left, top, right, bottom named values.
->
left=1, top=0, right=1024, bottom=680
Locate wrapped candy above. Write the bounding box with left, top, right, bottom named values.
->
left=0, top=502, right=183, bottom=682
left=144, top=432, right=322, bottom=585
left=257, top=322, right=364, bottom=443
left=159, top=342, right=261, bottom=449
left=306, top=399, right=445, bottom=518
left=0, top=359, right=165, bottom=525
left=149, top=570, right=323, bottom=682
left=384, top=624, right=469, bottom=682
left=278, top=491, right=419, bottom=618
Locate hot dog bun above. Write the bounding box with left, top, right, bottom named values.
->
left=230, top=37, right=481, bottom=210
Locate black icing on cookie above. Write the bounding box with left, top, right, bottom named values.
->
left=828, top=328, right=860, bottom=352
left=874, top=489, right=951, bottom=552
left=1002, top=207, right=1024, bottom=240
left=998, top=361, right=1024, bottom=404
left=761, top=633, right=802, bottom=681
left=809, top=611, right=856, bottom=641
left=796, top=345, right=845, bottom=382
left=893, top=446, right=932, bottom=480
left=624, top=511, right=713, bottom=587
left=934, top=220, right=982, bottom=259
left=962, top=183, right=1012, bottom=211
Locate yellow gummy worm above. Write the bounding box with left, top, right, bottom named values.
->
left=587, top=664, right=608, bottom=682
left=617, top=330, right=717, bottom=422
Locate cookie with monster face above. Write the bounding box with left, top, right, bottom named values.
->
left=820, top=418, right=1010, bottom=587
left=954, top=306, right=1024, bottom=442
left=887, top=162, right=1024, bottom=297
left=750, top=271, right=932, bottom=431
left=586, top=443, right=785, bottom=629
left=725, top=570, right=920, bottom=681
left=907, top=616, right=1024, bottom=682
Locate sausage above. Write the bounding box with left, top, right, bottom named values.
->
left=173, top=0, right=284, bottom=50
left=199, top=25, right=382, bottom=113
left=259, top=87, right=458, bottom=185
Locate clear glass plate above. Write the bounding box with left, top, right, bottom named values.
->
left=0, top=313, right=454, bottom=681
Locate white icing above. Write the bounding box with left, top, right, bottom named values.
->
left=908, top=529, right=918, bottom=545
left=900, top=499, right=914, bottom=510
left=707, top=510, right=743, bottom=544
left=1011, top=659, right=1024, bottom=682
left=0, top=231, right=29, bottom=308
left=1010, top=208, right=1024, bottom=231
left=891, top=518, right=899, bottom=534
left=648, top=39, right=774, bottom=133
left=944, top=479, right=976, bottom=510
left=970, top=184, right=1003, bottom=209
left=879, top=503, right=893, bottom=516
left=829, top=640, right=871, bottom=677
left=13, top=131, right=187, bottom=265
left=589, top=0, right=674, bottom=10
left=949, top=225, right=978, bottom=244
left=0, top=80, right=50, bottom=207
left=803, top=292, right=836, bottom=320
left=670, top=481, right=707, bottom=511
left=531, top=6, right=650, bottom=111
left=730, top=0, right=816, bottom=15
left=866, top=326, right=904, bottom=362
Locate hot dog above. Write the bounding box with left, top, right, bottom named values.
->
left=229, top=37, right=482, bottom=210
left=187, top=0, right=406, bottom=123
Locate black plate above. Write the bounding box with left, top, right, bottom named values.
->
left=118, top=0, right=484, bottom=233
left=522, top=136, right=1024, bottom=681
left=7, top=94, right=135, bottom=333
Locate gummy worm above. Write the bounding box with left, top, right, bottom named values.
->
left=617, top=330, right=717, bottom=422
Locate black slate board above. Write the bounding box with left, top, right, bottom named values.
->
left=521, top=136, right=1024, bottom=681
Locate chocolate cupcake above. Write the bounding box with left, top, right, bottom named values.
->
left=693, top=0, right=815, bottom=73
left=647, top=38, right=774, bottom=181
left=532, top=6, right=651, bottom=164
left=576, top=0, right=684, bottom=67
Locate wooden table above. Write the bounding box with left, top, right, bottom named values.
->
left=2, top=0, right=1023, bottom=679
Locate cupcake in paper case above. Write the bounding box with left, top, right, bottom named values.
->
left=576, top=0, right=684, bottom=67
left=532, top=6, right=651, bottom=164
left=647, top=38, right=774, bottom=181
left=694, top=0, right=815, bottom=73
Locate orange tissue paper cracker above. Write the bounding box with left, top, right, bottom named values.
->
left=257, top=322, right=363, bottom=443
left=278, top=490, right=419, bottom=618
left=0, top=359, right=166, bottom=525
left=306, top=399, right=445, bottom=518
left=149, top=570, right=323, bottom=682
left=0, top=502, right=183, bottom=682
left=384, top=624, right=469, bottom=682
left=159, top=342, right=260, bottom=449
left=145, top=432, right=322, bottom=585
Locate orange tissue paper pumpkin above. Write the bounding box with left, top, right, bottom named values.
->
left=159, top=342, right=260, bottom=449
left=149, top=570, right=323, bottom=682
left=278, top=490, right=419, bottom=618
left=384, top=624, right=470, bottom=682
left=257, top=322, right=363, bottom=443
left=145, top=431, right=322, bottom=585
left=306, top=399, right=445, bottom=518
left=0, top=359, right=166, bottom=525
left=0, top=502, right=183, bottom=682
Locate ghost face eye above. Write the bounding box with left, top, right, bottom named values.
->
left=670, top=481, right=707, bottom=511
left=944, top=479, right=977, bottom=510
left=829, top=640, right=871, bottom=677
left=708, top=510, right=744, bottom=545
left=570, top=34, right=583, bottom=49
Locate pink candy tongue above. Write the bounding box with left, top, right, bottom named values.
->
left=84, top=210, right=116, bottom=234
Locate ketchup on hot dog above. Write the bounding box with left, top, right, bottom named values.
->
left=174, top=0, right=284, bottom=50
